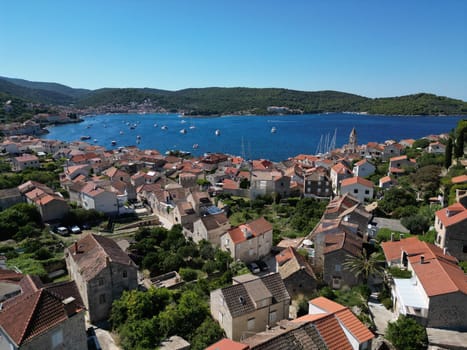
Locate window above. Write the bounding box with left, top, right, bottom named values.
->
left=51, top=329, right=63, bottom=348
left=463, top=245, right=467, bottom=253
left=98, top=278, right=104, bottom=286
left=436, top=235, right=441, bottom=244
left=269, top=310, right=277, bottom=324
left=335, top=264, right=341, bottom=272
left=353, top=189, right=358, bottom=194
left=247, top=318, right=255, bottom=331
left=123, top=270, right=127, bottom=278
left=365, top=189, right=370, bottom=195
left=218, top=311, right=223, bottom=324
left=99, top=294, right=106, bottom=304
left=332, top=277, right=342, bottom=289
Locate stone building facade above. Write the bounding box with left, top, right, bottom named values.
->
left=65, top=234, right=138, bottom=323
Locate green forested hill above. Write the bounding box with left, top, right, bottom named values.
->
left=356, top=93, right=467, bottom=115
left=0, top=76, right=466, bottom=116
left=0, top=76, right=90, bottom=99
left=0, top=78, right=73, bottom=105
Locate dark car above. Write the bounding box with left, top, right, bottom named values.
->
left=247, top=262, right=260, bottom=274
left=255, top=260, right=269, bottom=271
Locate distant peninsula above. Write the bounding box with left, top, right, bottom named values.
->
left=1, top=76, right=466, bottom=122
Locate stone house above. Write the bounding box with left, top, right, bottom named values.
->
left=339, top=176, right=374, bottom=203
left=65, top=234, right=138, bottom=323
left=18, top=181, right=69, bottom=222
left=249, top=170, right=290, bottom=199
left=210, top=273, right=290, bottom=341
left=303, top=171, right=332, bottom=199
left=352, top=159, right=375, bottom=178
left=330, top=163, right=352, bottom=195
left=221, top=217, right=273, bottom=263
left=190, top=212, right=231, bottom=246
left=11, top=154, right=40, bottom=172
left=0, top=276, right=87, bottom=350
left=381, top=237, right=467, bottom=330
left=275, top=247, right=317, bottom=298
left=79, top=182, right=118, bottom=214
left=382, top=142, right=402, bottom=161
left=321, top=231, right=363, bottom=289
left=427, top=141, right=446, bottom=154
left=388, top=155, right=417, bottom=176
left=378, top=175, right=397, bottom=190
left=434, top=202, right=467, bottom=260
left=0, top=187, right=23, bottom=210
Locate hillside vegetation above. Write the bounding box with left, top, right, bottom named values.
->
left=1, top=76, right=466, bottom=116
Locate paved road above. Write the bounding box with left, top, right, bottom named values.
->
left=368, top=299, right=396, bottom=335
left=95, top=328, right=121, bottom=350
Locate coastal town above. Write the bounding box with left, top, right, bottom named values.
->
left=0, top=112, right=465, bottom=350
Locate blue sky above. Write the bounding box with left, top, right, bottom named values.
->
left=1, top=0, right=466, bottom=99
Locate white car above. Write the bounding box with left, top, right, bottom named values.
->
left=70, top=225, right=81, bottom=234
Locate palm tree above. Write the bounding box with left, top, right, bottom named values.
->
left=343, top=248, right=385, bottom=284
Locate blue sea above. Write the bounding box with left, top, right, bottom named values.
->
left=43, top=113, right=465, bottom=161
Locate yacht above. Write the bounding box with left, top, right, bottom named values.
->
left=80, top=135, right=91, bottom=140
left=215, top=129, right=221, bottom=136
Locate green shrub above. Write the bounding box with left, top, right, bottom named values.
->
left=388, top=267, right=412, bottom=278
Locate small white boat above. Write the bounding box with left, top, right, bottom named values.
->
left=271, top=126, right=277, bottom=133
left=80, top=135, right=91, bottom=140
left=161, top=125, right=168, bottom=130
left=154, top=123, right=158, bottom=127
left=181, top=119, right=186, bottom=124
left=120, top=131, right=124, bottom=135
left=215, top=129, right=221, bottom=136
left=193, top=144, right=199, bottom=149
left=93, top=139, right=98, bottom=143
left=111, top=140, right=117, bottom=146
left=180, top=129, right=187, bottom=134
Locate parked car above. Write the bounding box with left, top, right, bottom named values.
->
left=57, top=227, right=69, bottom=236
left=70, top=225, right=81, bottom=234
left=247, top=262, right=260, bottom=274
left=255, top=260, right=269, bottom=271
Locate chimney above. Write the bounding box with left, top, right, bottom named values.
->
left=443, top=247, right=448, bottom=255
left=390, top=232, right=395, bottom=242
left=420, top=255, right=425, bottom=264
left=62, top=297, right=76, bottom=316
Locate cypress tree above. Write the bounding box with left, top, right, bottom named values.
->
left=454, top=127, right=465, bottom=158
left=445, top=137, right=453, bottom=168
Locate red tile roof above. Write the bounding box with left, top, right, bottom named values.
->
left=0, top=280, right=84, bottom=346
left=309, top=296, right=346, bottom=313
left=452, top=175, right=467, bottom=184
left=205, top=338, right=249, bottom=350
left=67, top=234, right=136, bottom=281
left=306, top=297, right=374, bottom=344
left=381, top=237, right=467, bottom=296
left=435, top=203, right=467, bottom=227
left=313, top=314, right=353, bottom=350
left=227, top=217, right=273, bottom=244
left=340, top=176, right=374, bottom=188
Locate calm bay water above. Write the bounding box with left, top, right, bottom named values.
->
left=43, top=113, right=465, bottom=161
